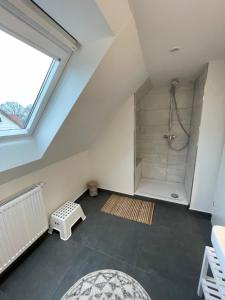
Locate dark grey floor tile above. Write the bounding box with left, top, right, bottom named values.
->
left=0, top=190, right=211, bottom=300
left=31, top=233, right=86, bottom=274
left=1, top=260, right=60, bottom=300
left=73, top=199, right=146, bottom=266
left=0, top=290, right=10, bottom=300
left=78, top=216, right=140, bottom=265
left=136, top=225, right=204, bottom=280
left=0, top=237, right=91, bottom=300
left=129, top=267, right=178, bottom=300
left=152, top=201, right=211, bottom=240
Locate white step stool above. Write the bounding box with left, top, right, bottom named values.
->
left=49, top=201, right=86, bottom=240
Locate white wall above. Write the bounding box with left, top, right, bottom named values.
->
left=212, top=142, right=225, bottom=226
left=88, top=95, right=135, bottom=195
left=0, top=95, right=135, bottom=214
left=212, top=63, right=225, bottom=222
left=0, top=151, right=90, bottom=215
left=190, top=60, right=225, bottom=213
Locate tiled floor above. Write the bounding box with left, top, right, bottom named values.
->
left=0, top=190, right=211, bottom=300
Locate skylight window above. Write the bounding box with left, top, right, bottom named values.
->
left=0, top=29, right=54, bottom=132
left=0, top=0, right=77, bottom=142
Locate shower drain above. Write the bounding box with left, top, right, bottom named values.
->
left=171, top=193, right=179, bottom=199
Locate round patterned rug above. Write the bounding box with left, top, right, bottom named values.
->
left=61, top=269, right=151, bottom=299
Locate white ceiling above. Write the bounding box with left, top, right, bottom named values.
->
left=130, top=0, right=225, bottom=84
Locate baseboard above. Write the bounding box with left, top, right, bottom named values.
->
left=73, top=188, right=212, bottom=218
left=188, top=207, right=212, bottom=219
left=0, top=231, right=48, bottom=283
left=72, top=188, right=88, bottom=202
left=98, top=188, right=133, bottom=198
left=189, top=206, right=212, bottom=214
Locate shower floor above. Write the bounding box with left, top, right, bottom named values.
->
left=135, top=178, right=188, bottom=205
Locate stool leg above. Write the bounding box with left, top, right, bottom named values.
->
left=81, top=213, right=86, bottom=221
left=60, top=227, right=72, bottom=241
left=197, top=247, right=208, bottom=297
left=78, top=207, right=86, bottom=221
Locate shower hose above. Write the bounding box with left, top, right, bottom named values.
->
left=168, top=84, right=190, bottom=152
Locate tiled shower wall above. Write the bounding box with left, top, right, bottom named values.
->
left=185, top=70, right=206, bottom=201
left=136, top=84, right=194, bottom=184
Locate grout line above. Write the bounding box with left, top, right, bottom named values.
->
left=79, top=241, right=136, bottom=268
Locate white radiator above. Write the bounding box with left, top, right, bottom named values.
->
left=0, top=185, right=48, bottom=274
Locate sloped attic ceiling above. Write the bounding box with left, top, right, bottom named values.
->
left=0, top=0, right=147, bottom=184
left=47, top=16, right=147, bottom=160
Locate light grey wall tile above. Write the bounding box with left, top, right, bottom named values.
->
left=138, top=125, right=168, bottom=140
left=172, top=107, right=192, bottom=126
left=139, top=109, right=169, bottom=126
left=142, top=154, right=167, bottom=166
left=142, top=162, right=167, bottom=181
left=137, top=141, right=168, bottom=155
left=175, top=89, right=194, bottom=109
left=167, top=167, right=186, bottom=183
left=136, top=82, right=194, bottom=186
left=168, top=152, right=187, bottom=168
left=140, top=92, right=169, bottom=110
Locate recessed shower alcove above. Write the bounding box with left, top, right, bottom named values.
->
left=134, top=72, right=206, bottom=205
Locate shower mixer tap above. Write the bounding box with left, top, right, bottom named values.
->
left=163, top=134, right=176, bottom=141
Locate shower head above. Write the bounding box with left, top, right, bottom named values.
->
left=171, top=79, right=179, bottom=87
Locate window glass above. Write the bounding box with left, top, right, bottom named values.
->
left=0, top=29, right=53, bottom=131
